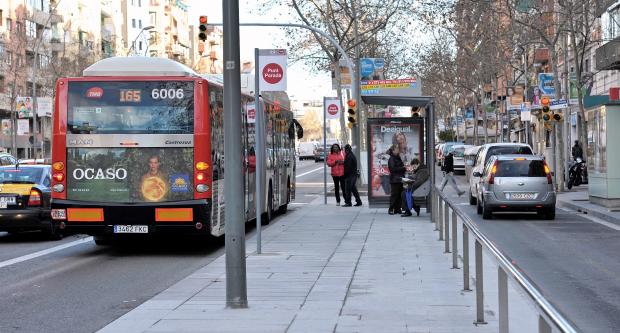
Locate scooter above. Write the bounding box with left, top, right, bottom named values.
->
left=567, top=157, right=588, bottom=189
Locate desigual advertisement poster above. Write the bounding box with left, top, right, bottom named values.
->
left=368, top=118, right=423, bottom=198
left=67, top=148, right=194, bottom=203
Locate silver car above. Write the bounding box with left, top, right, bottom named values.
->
left=473, top=155, right=556, bottom=220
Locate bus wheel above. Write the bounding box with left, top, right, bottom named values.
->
left=278, top=179, right=290, bottom=214
left=262, top=185, right=273, bottom=225
left=94, top=235, right=112, bottom=246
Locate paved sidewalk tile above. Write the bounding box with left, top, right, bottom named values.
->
left=98, top=198, right=500, bottom=333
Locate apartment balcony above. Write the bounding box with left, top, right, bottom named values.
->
left=596, top=37, right=620, bottom=70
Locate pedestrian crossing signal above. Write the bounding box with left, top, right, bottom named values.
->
left=347, top=99, right=357, bottom=127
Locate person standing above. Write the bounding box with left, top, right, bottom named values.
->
left=342, top=144, right=362, bottom=207
left=572, top=140, right=583, bottom=160
left=326, top=143, right=345, bottom=206
left=401, top=159, right=429, bottom=217
left=388, top=145, right=406, bottom=215
left=440, top=152, right=465, bottom=196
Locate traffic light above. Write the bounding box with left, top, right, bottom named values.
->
left=198, top=16, right=208, bottom=41
left=347, top=99, right=357, bottom=128
left=552, top=112, right=563, bottom=122
left=541, top=96, right=551, bottom=122
left=411, top=106, right=420, bottom=118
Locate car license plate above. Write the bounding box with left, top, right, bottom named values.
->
left=113, top=225, right=148, bottom=234
left=0, top=196, right=16, bottom=204
left=510, top=193, right=535, bottom=200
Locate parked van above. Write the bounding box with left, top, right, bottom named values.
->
left=297, top=142, right=317, bottom=160
left=468, top=143, right=533, bottom=205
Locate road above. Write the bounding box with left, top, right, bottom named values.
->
left=0, top=159, right=326, bottom=333
left=439, top=170, right=620, bottom=333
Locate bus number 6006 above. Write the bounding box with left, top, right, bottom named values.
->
left=152, top=88, right=184, bottom=100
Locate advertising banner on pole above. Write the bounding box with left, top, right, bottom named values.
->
left=360, top=58, right=385, bottom=81
left=246, top=103, right=256, bottom=124
left=569, top=73, right=579, bottom=105
left=324, top=97, right=341, bottom=120
left=258, top=49, right=287, bottom=91
left=37, top=97, right=53, bottom=117
left=361, top=78, right=421, bottom=97
left=1, top=119, right=11, bottom=135
left=506, top=84, right=525, bottom=110
left=16, top=96, right=33, bottom=118
left=338, top=59, right=352, bottom=89
left=17, top=119, right=29, bottom=135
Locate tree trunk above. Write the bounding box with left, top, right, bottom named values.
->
left=568, top=11, right=589, bottom=163
left=550, top=47, right=565, bottom=191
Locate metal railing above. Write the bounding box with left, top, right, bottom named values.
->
left=432, top=188, right=579, bottom=333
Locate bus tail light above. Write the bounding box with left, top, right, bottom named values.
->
left=196, top=172, right=205, bottom=181
left=196, top=184, right=209, bottom=193
left=52, top=184, right=65, bottom=193
left=28, top=189, right=42, bottom=207
left=195, top=162, right=209, bottom=170
left=52, top=162, right=64, bottom=171
left=53, top=173, right=64, bottom=182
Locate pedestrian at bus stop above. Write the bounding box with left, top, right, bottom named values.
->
left=387, top=144, right=406, bottom=215
left=342, top=144, right=362, bottom=207
left=401, top=158, right=429, bottom=217
left=440, top=152, right=465, bottom=196
left=326, top=143, right=345, bottom=206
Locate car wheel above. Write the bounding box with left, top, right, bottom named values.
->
left=545, top=207, right=555, bottom=220
left=482, top=200, right=492, bottom=219
left=469, top=191, right=477, bottom=205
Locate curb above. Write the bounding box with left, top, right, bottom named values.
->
left=557, top=199, right=620, bottom=225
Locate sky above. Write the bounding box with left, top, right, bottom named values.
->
left=187, top=0, right=335, bottom=101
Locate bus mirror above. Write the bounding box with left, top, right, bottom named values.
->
left=289, top=119, right=303, bottom=140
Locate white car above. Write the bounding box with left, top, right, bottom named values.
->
left=297, top=142, right=318, bottom=160
left=451, top=144, right=473, bottom=175
left=468, top=143, right=533, bottom=205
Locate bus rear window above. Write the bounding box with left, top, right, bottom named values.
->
left=67, top=81, right=194, bottom=134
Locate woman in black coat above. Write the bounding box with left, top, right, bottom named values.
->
left=387, top=144, right=406, bottom=215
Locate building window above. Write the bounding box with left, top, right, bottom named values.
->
left=0, top=76, right=4, bottom=93
left=0, top=44, right=3, bottom=58
left=139, top=20, right=142, bottom=29
left=5, top=51, right=11, bottom=65
left=131, top=0, right=135, bottom=6
left=150, top=12, right=156, bottom=25
left=139, top=41, right=143, bottom=51
left=138, top=0, right=142, bottom=7
left=132, top=19, right=136, bottom=28
left=0, top=10, right=3, bottom=26
left=16, top=21, right=22, bottom=34
left=6, top=18, right=11, bottom=32
left=585, top=58, right=591, bottom=73
left=26, top=20, right=37, bottom=38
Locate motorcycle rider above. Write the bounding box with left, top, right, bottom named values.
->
left=572, top=140, right=583, bottom=161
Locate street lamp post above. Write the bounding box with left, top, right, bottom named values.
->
left=126, top=26, right=154, bottom=56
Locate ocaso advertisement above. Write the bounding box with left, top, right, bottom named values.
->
left=67, top=148, right=194, bottom=203
left=368, top=119, right=423, bottom=198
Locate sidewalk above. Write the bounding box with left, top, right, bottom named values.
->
left=557, top=186, right=620, bottom=224
left=99, top=198, right=500, bottom=333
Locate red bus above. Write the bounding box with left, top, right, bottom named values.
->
left=50, top=57, right=297, bottom=244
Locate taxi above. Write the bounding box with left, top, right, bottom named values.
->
left=0, top=164, right=60, bottom=239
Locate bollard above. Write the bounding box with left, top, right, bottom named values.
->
left=432, top=191, right=438, bottom=224
left=463, top=225, right=471, bottom=291
left=538, top=316, right=552, bottom=333
left=438, top=199, right=444, bottom=240
left=435, top=195, right=441, bottom=231
left=499, top=267, right=509, bottom=333
left=444, top=203, right=450, bottom=253
left=452, top=209, right=458, bottom=269
left=474, top=240, right=487, bottom=325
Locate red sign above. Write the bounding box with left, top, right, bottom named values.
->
left=262, top=63, right=283, bottom=84
left=86, top=87, right=103, bottom=99
left=248, top=108, right=256, bottom=120
left=327, top=104, right=339, bottom=116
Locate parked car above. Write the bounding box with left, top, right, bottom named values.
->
left=0, top=164, right=61, bottom=239
left=0, top=153, right=18, bottom=166
left=436, top=143, right=445, bottom=166
left=451, top=144, right=473, bottom=175
left=438, top=142, right=462, bottom=167
left=314, top=146, right=327, bottom=162
left=464, top=145, right=482, bottom=181
left=473, top=155, right=556, bottom=220
left=469, top=143, right=533, bottom=205
left=297, top=142, right=317, bottom=160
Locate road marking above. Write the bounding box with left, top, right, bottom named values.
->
left=296, top=167, right=323, bottom=178
left=0, top=236, right=93, bottom=269
left=558, top=207, right=620, bottom=231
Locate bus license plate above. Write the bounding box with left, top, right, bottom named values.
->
left=113, top=225, right=148, bottom=234
left=510, top=193, right=535, bottom=200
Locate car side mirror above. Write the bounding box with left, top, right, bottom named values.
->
left=472, top=172, right=482, bottom=177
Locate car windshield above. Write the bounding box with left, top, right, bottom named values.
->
left=0, top=167, right=43, bottom=184
left=485, top=146, right=532, bottom=164
left=454, top=148, right=466, bottom=157
left=495, top=160, right=546, bottom=177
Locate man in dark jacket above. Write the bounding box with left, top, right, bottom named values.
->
left=342, top=144, right=362, bottom=207
left=440, top=152, right=464, bottom=196
left=572, top=140, right=583, bottom=160
left=401, top=159, right=429, bottom=217
left=388, top=145, right=406, bottom=214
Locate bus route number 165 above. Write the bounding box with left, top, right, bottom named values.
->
left=152, top=88, right=184, bottom=100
